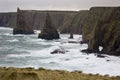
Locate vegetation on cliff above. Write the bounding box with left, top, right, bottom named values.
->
left=0, top=67, right=120, bottom=80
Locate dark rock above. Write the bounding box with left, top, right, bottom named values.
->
left=65, top=59, right=70, bottom=61
left=13, top=8, right=34, bottom=34
left=106, top=60, right=111, bottom=62
left=69, top=33, right=73, bottom=39
left=81, top=49, right=99, bottom=54
left=51, top=48, right=69, bottom=54
left=100, top=51, right=120, bottom=56
left=38, top=13, right=60, bottom=40
left=68, top=41, right=79, bottom=43
left=51, top=49, right=65, bottom=54
left=80, top=40, right=89, bottom=44
left=96, top=54, right=106, bottom=58
left=86, top=58, right=89, bottom=59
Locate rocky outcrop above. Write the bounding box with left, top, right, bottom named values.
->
left=13, top=8, right=34, bottom=34
left=38, top=13, right=60, bottom=40
left=82, top=7, right=120, bottom=55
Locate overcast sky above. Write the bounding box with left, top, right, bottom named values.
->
left=0, top=0, right=120, bottom=12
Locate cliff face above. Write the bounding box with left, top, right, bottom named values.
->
left=13, top=8, right=34, bottom=34
left=60, top=10, right=88, bottom=34
left=0, top=12, right=16, bottom=27
left=38, top=13, right=60, bottom=40
left=0, top=11, right=77, bottom=30
left=82, top=7, right=120, bottom=55
left=59, top=13, right=77, bottom=33
left=21, top=11, right=77, bottom=30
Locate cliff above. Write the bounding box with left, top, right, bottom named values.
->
left=0, top=10, right=77, bottom=30
left=60, top=10, right=88, bottom=34
left=82, top=7, right=120, bottom=55
left=13, top=8, right=34, bottom=34
left=0, top=12, right=16, bottom=27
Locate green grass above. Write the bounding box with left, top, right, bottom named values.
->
left=0, top=67, right=120, bottom=80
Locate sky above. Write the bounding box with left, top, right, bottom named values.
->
left=0, top=0, right=120, bottom=12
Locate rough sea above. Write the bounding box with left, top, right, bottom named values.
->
left=0, top=27, right=120, bottom=76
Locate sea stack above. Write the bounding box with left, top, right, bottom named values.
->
left=13, top=8, right=34, bottom=34
left=38, top=13, right=60, bottom=40
left=69, top=33, right=73, bottom=39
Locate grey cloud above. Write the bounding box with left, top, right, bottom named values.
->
left=0, top=0, right=120, bottom=12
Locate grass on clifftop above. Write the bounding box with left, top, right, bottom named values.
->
left=0, top=67, right=120, bottom=80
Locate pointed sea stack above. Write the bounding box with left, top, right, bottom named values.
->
left=38, top=13, right=60, bottom=40
left=13, top=8, right=34, bottom=34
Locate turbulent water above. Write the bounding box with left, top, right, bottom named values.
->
left=0, top=27, right=120, bottom=76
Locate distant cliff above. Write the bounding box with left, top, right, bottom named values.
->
left=59, top=10, right=88, bottom=34
left=0, top=12, right=16, bottom=27
left=0, top=10, right=77, bottom=30
left=82, top=7, right=120, bottom=55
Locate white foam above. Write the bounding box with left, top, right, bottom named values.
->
left=7, top=39, right=19, bottom=42
left=34, top=30, right=41, bottom=34
left=26, top=41, right=120, bottom=76
left=0, top=27, right=13, bottom=30
left=0, top=28, right=120, bottom=76
left=8, top=53, right=29, bottom=58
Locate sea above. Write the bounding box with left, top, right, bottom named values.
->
left=0, top=27, right=120, bottom=76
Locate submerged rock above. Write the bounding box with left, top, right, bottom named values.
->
left=38, top=13, right=60, bottom=40
left=96, top=54, right=106, bottom=58
left=51, top=49, right=65, bottom=54
left=13, top=8, right=34, bottom=34
left=68, top=41, right=79, bottom=43
left=51, top=48, right=69, bottom=54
